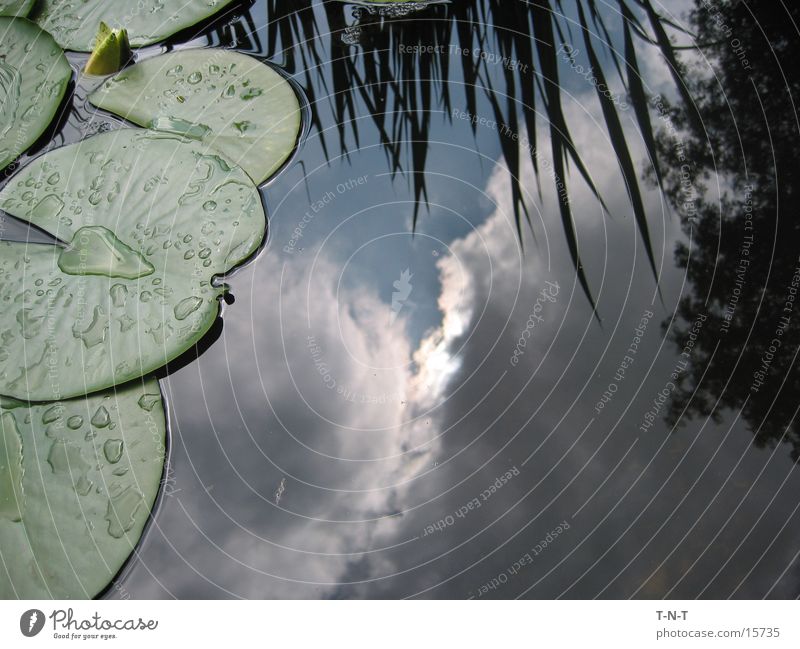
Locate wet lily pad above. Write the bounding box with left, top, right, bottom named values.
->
left=0, top=17, right=72, bottom=170
left=0, top=378, right=165, bottom=599
left=89, top=49, right=302, bottom=185
left=0, top=0, right=34, bottom=17
left=0, top=128, right=265, bottom=401
left=31, top=0, right=238, bottom=52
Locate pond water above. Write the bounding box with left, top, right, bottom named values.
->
left=3, top=0, right=799, bottom=599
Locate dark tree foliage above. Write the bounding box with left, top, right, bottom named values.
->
left=656, top=1, right=800, bottom=461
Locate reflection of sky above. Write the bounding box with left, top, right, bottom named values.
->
left=109, top=1, right=800, bottom=599
left=118, top=97, right=800, bottom=598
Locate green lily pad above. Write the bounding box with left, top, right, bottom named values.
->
left=31, top=0, right=238, bottom=52
left=0, top=17, right=72, bottom=170
left=89, top=49, right=302, bottom=185
left=0, top=377, right=166, bottom=599
left=0, top=128, right=265, bottom=401
left=0, top=0, right=34, bottom=17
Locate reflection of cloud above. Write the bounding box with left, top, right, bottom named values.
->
left=340, top=108, right=800, bottom=598
left=123, top=231, right=458, bottom=597
left=120, top=109, right=645, bottom=597
left=409, top=257, right=472, bottom=403
left=121, top=95, right=800, bottom=600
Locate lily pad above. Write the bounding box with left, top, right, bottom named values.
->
left=31, top=0, right=238, bottom=52
left=0, top=378, right=166, bottom=599
left=0, top=17, right=72, bottom=170
left=0, top=0, right=34, bottom=17
left=0, top=128, right=265, bottom=401
left=89, top=49, right=302, bottom=185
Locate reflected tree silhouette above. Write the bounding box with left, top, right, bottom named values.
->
left=653, top=1, right=800, bottom=462
left=208, top=0, right=701, bottom=315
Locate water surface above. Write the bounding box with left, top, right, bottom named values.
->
left=3, top=0, right=799, bottom=599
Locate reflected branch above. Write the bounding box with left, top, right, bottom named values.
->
left=212, top=0, right=699, bottom=314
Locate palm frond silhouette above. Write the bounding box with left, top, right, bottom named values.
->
left=207, top=0, right=700, bottom=315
